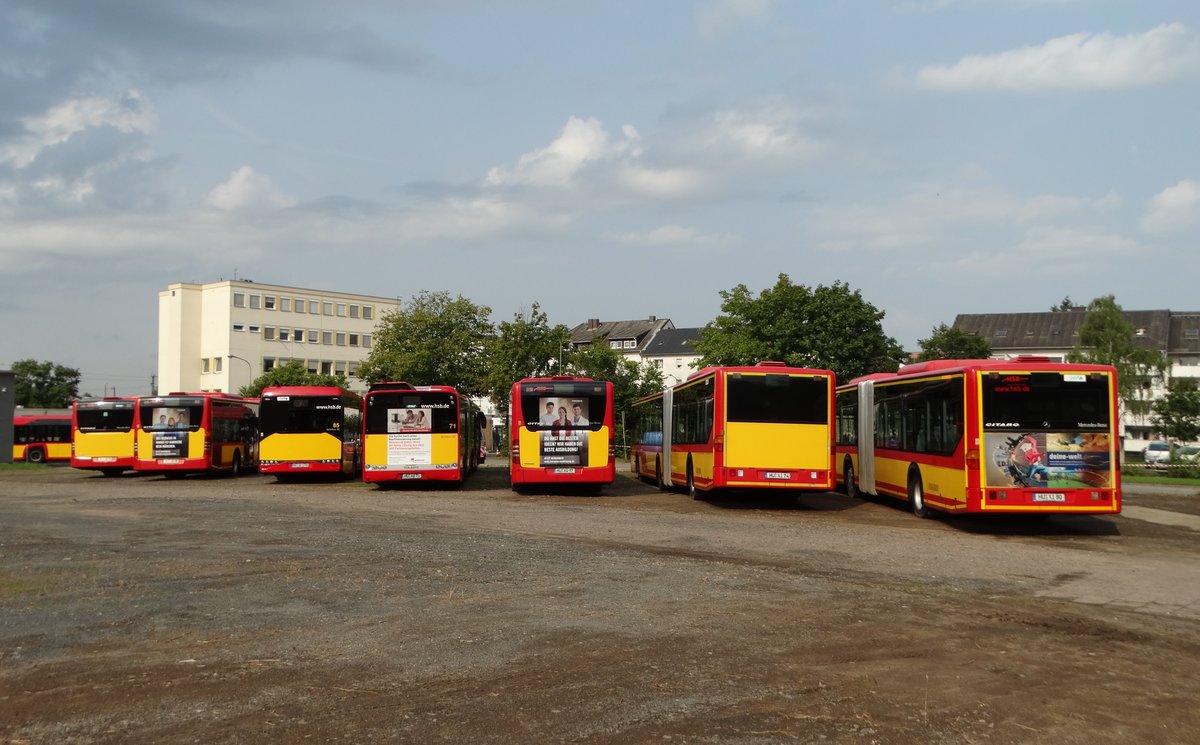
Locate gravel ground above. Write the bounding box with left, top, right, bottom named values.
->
left=1, top=464, right=1198, bottom=744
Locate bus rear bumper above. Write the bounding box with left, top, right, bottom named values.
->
left=511, top=464, right=616, bottom=485
left=261, top=460, right=343, bottom=474
left=718, top=466, right=834, bottom=491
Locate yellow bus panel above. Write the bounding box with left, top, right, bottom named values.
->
left=725, top=422, right=831, bottom=470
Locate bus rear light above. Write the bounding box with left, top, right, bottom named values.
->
left=965, top=449, right=980, bottom=467
left=714, top=432, right=724, bottom=453
left=511, top=442, right=520, bottom=462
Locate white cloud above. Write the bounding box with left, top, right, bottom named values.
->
left=1, top=91, right=155, bottom=169
left=1141, top=179, right=1200, bottom=235
left=485, top=117, right=632, bottom=188
left=916, top=23, right=1200, bottom=92
left=696, top=0, right=774, bottom=40
left=206, top=166, right=294, bottom=211
left=693, top=105, right=830, bottom=163
left=605, top=224, right=737, bottom=248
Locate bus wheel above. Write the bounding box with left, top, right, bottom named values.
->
left=633, top=455, right=641, bottom=480
left=230, top=452, right=243, bottom=477
left=908, top=468, right=929, bottom=519
left=687, top=460, right=703, bottom=501
left=26, top=447, right=46, bottom=464
left=844, top=460, right=858, bottom=500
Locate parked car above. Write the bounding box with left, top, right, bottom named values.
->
left=1143, top=441, right=1172, bottom=467
left=1175, top=445, right=1200, bottom=464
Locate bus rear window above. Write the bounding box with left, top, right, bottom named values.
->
left=982, top=373, right=1110, bottom=431
left=138, top=399, right=204, bottom=431
left=726, top=374, right=829, bottom=425
left=76, top=407, right=135, bottom=432
left=365, top=392, right=458, bottom=434
left=261, top=396, right=344, bottom=437
left=518, top=382, right=607, bottom=431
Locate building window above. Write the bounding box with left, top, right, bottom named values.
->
left=214, top=357, right=223, bottom=372
left=336, top=303, right=347, bottom=317
left=294, top=329, right=304, bottom=343
left=263, top=326, right=276, bottom=341
left=249, top=325, right=261, bottom=334
left=307, top=360, right=318, bottom=373
left=233, top=293, right=245, bottom=308
left=202, top=358, right=211, bottom=374
left=362, top=334, right=372, bottom=348
left=250, top=295, right=261, bottom=309
left=610, top=341, right=620, bottom=349
left=624, top=340, right=636, bottom=349
left=233, top=323, right=245, bottom=332
left=1187, top=329, right=1200, bottom=339
left=349, top=333, right=359, bottom=347
left=310, top=329, right=319, bottom=343
left=280, top=298, right=291, bottom=312
left=994, top=329, right=1007, bottom=337
left=348, top=361, right=359, bottom=375
left=279, top=328, right=290, bottom=342
left=321, top=361, right=333, bottom=375
left=263, top=357, right=276, bottom=371
left=265, top=296, right=276, bottom=310
left=309, top=300, right=319, bottom=314
left=322, top=331, right=333, bottom=345
left=295, top=298, right=306, bottom=313
left=335, top=361, right=347, bottom=375
left=336, top=332, right=347, bottom=346
left=350, top=305, right=360, bottom=319
left=323, top=301, right=333, bottom=316
left=363, top=306, right=373, bottom=320
left=653, top=359, right=663, bottom=369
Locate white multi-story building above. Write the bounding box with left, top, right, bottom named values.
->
left=158, top=280, right=399, bottom=395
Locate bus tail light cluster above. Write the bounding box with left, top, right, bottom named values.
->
left=511, top=441, right=520, bottom=462
left=965, top=449, right=980, bottom=468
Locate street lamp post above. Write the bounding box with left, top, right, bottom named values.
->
left=227, top=354, right=252, bottom=394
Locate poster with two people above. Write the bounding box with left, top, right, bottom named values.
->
left=537, top=397, right=590, bottom=466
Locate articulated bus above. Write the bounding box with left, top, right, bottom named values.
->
left=835, top=357, right=1121, bottom=518
left=631, top=362, right=835, bottom=499
left=509, top=377, right=615, bottom=490
left=361, top=382, right=484, bottom=486
left=13, top=413, right=72, bottom=464
left=134, top=393, right=259, bottom=477
left=71, top=397, right=137, bottom=475
left=259, top=386, right=362, bottom=478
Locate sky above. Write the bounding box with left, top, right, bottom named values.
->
left=2, top=0, right=1198, bottom=397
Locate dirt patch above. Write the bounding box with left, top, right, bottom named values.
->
left=2, top=466, right=1199, bottom=743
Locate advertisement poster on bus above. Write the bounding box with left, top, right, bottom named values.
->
left=386, top=408, right=431, bottom=467
left=984, top=432, right=1112, bottom=489
left=152, top=430, right=187, bottom=458
left=538, top=397, right=590, bottom=466
left=150, top=407, right=190, bottom=429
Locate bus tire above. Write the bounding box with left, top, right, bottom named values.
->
left=230, top=451, right=243, bottom=477
left=26, top=447, right=46, bottom=464
left=908, top=467, right=930, bottom=519
left=687, top=459, right=703, bottom=501
left=844, top=460, right=858, bottom=500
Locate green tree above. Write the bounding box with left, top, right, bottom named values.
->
left=12, top=359, right=81, bottom=408
left=238, top=360, right=349, bottom=398
left=1050, top=297, right=1078, bottom=312
left=915, top=323, right=991, bottom=362
left=1151, top=378, right=1200, bottom=444
left=356, top=291, right=493, bottom=396
left=1067, top=295, right=1167, bottom=422
left=694, top=275, right=905, bottom=382
left=483, top=303, right=572, bottom=411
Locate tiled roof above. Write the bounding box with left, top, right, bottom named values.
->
left=568, top=318, right=674, bottom=350
left=953, top=309, right=1177, bottom=352
left=640, top=328, right=701, bottom=357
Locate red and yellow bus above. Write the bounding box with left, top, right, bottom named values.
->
left=133, top=393, right=259, bottom=477
left=835, top=357, right=1121, bottom=518
left=71, top=397, right=136, bottom=475
left=13, top=413, right=72, bottom=464
left=361, top=382, right=483, bottom=486
left=259, top=386, right=362, bottom=478
left=509, top=377, right=615, bottom=490
left=631, top=362, right=835, bottom=499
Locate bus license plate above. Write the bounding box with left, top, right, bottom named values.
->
left=553, top=468, right=577, bottom=474
left=159, top=459, right=183, bottom=465
left=1033, top=493, right=1066, bottom=503
left=764, top=472, right=791, bottom=480
left=290, top=463, right=310, bottom=469
left=95, top=457, right=116, bottom=463
left=402, top=473, right=422, bottom=480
